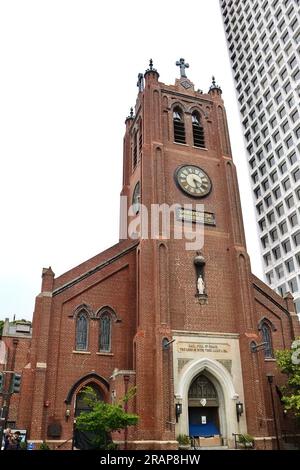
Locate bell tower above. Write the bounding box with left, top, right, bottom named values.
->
left=121, top=60, right=269, bottom=449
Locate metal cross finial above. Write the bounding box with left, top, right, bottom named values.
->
left=212, top=76, right=216, bottom=86
left=149, top=59, right=153, bottom=70
left=130, top=107, right=134, bottom=118
left=176, top=58, right=189, bottom=78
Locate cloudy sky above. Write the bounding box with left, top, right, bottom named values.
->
left=0, top=0, right=263, bottom=321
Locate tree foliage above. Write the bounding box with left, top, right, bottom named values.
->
left=0, top=320, right=4, bottom=337
left=75, top=386, right=139, bottom=449
left=276, top=338, right=300, bottom=417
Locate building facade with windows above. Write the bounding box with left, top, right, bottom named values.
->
left=219, top=0, right=300, bottom=313
left=6, top=62, right=300, bottom=449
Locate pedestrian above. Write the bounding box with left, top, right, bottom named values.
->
left=3, top=428, right=12, bottom=451
left=6, top=431, right=21, bottom=450
left=13, top=431, right=21, bottom=450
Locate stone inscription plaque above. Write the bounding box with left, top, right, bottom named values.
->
left=176, top=207, right=216, bottom=226
left=178, top=342, right=230, bottom=354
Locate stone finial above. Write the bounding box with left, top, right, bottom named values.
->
left=41, top=266, right=55, bottom=292
left=209, top=76, right=222, bottom=94
left=144, top=58, right=159, bottom=79
left=42, top=266, right=54, bottom=277
left=125, top=107, right=134, bottom=123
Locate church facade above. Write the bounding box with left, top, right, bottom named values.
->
left=10, top=60, right=300, bottom=449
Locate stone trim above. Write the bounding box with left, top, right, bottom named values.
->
left=53, top=242, right=139, bottom=296
left=110, top=370, right=136, bottom=379
left=253, top=282, right=290, bottom=317
left=114, top=440, right=178, bottom=445
left=72, top=351, right=91, bottom=355
left=173, top=330, right=239, bottom=339
left=36, top=362, right=47, bottom=369
left=161, top=88, right=212, bottom=105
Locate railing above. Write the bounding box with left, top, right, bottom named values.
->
left=232, top=433, right=255, bottom=450
left=189, top=436, right=197, bottom=449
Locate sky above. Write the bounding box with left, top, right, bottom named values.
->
left=0, top=0, right=263, bottom=321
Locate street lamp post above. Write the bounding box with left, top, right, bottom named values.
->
left=267, top=373, right=280, bottom=450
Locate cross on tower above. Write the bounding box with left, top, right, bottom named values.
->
left=176, top=58, right=189, bottom=78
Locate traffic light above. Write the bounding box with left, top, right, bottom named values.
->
left=0, top=372, right=4, bottom=393
left=10, top=373, right=22, bottom=393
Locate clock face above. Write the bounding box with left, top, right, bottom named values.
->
left=175, top=165, right=212, bottom=197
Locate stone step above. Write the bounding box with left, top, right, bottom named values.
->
left=193, top=446, right=229, bottom=450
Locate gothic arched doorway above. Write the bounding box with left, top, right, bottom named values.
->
left=188, top=373, right=221, bottom=441
left=75, top=383, right=104, bottom=416
left=74, top=383, right=107, bottom=450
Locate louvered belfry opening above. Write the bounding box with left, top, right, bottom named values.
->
left=139, top=122, right=142, bottom=161
left=173, top=107, right=186, bottom=144
left=133, top=130, right=138, bottom=169
left=192, top=111, right=205, bottom=148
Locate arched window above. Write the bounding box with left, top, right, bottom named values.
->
left=173, top=107, right=186, bottom=144
left=132, top=181, right=141, bottom=214
left=99, top=312, right=112, bottom=352
left=76, top=312, right=88, bottom=351
left=261, top=322, right=273, bottom=358
left=192, top=111, right=205, bottom=148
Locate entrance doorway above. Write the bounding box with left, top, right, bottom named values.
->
left=188, top=374, right=221, bottom=444
left=75, top=383, right=103, bottom=417
left=74, top=383, right=106, bottom=449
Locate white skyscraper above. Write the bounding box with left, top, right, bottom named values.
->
left=220, top=0, right=300, bottom=313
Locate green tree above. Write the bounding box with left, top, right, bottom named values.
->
left=276, top=338, right=300, bottom=417
left=75, top=386, right=138, bottom=449
left=0, top=320, right=4, bottom=337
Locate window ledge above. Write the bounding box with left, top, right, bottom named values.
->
left=97, top=352, right=114, bottom=357
left=72, top=350, right=91, bottom=355
left=173, top=141, right=188, bottom=146
left=264, top=358, right=276, bottom=362
left=193, top=146, right=208, bottom=151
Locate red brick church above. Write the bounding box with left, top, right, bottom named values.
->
left=4, top=60, right=300, bottom=449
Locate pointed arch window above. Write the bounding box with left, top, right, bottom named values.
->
left=192, top=111, right=205, bottom=148
left=76, top=312, right=88, bottom=351
left=261, top=322, right=273, bottom=358
left=99, top=312, right=112, bottom=352
left=173, top=107, right=186, bottom=144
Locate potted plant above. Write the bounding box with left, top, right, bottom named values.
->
left=38, top=441, right=51, bottom=450
left=238, top=433, right=254, bottom=449
left=177, top=434, right=191, bottom=450
left=19, top=441, right=27, bottom=450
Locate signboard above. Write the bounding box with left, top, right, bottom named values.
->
left=176, top=207, right=216, bottom=226
left=1, top=429, right=27, bottom=450
left=13, top=429, right=27, bottom=443
left=177, top=342, right=230, bottom=354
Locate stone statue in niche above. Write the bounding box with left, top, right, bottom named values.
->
left=194, top=252, right=208, bottom=303
left=197, top=274, right=206, bottom=295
